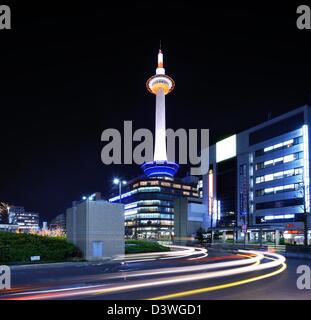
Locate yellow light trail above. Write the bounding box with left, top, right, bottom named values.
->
left=148, top=262, right=287, bottom=300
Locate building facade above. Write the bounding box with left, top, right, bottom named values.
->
left=66, top=199, right=124, bottom=261
left=109, top=176, right=201, bottom=240
left=50, top=213, right=66, bottom=231
left=204, top=105, right=311, bottom=244
left=8, top=206, right=40, bottom=232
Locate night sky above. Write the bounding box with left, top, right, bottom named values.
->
left=1, top=2, right=311, bottom=222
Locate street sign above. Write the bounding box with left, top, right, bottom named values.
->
left=30, top=256, right=40, bottom=261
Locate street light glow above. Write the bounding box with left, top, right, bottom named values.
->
left=113, top=178, right=120, bottom=185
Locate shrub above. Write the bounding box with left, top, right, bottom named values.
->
left=0, top=232, right=81, bottom=264
left=125, top=240, right=170, bottom=254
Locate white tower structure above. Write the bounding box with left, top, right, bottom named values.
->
left=142, top=48, right=179, bottom=178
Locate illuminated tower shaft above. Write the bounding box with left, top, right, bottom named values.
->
left=142, top=49, right=179, bottom=178
left=154, top=87, right=167, bottom=161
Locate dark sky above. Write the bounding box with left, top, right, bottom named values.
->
left=1, top=1, right=311, bottom=222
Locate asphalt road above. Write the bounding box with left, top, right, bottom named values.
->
left=0, top=247, right=310, bottom=300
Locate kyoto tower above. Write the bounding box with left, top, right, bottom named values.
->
left=141, top=48, right=179, bottom=178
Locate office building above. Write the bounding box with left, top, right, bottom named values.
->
left=204, top=105, right=311, bottom=244
left=9, top=206, right=40, bottom=232
left=109, top=176, right=202, bottom=240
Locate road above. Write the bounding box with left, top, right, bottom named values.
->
left=0, top=245, right=310, bottom=300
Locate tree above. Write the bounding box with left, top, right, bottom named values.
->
left=196, top=227, right=206, bottom=243
left=0, top=202, right=9, bottom=224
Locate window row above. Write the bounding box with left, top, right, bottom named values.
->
left=255, top=197, right=303, bottom=210
left=255, top=152, right=303, bottom=171
left=255, top=136, right=303, bottom=157
left=255, top=167, right=303, bottom=184
left=255, top=183, right=301, bottom=197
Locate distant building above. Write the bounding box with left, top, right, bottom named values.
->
left=66, top=196, right=124, bottom=261
left=174, top=198, right=207, bottom=243
left=0, top=213, right=8, bottom=224
left=42, top=221, right=48, bottom=231
left=9, top=206, right=40, bottom=232
left=0, top=224, right=19, bottom=232
left=50, top=213, right=66, bottom=230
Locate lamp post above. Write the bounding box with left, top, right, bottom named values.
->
left=113, top=178, right=127, bottom=203
left=7, top=206, right=10, bottom=224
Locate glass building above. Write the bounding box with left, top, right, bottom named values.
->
left=204, top=105, right=311, bottom=244
left=109, top=176, right=201, bottom=240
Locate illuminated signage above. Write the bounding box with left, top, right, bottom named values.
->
left=208, top=170, right=213, bottom=215
left=216, top=135, right=237, bottom=163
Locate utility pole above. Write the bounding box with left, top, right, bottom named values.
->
left=210, top=198, right=214, bottom=243
left=298, top=182, right=309, bottom=246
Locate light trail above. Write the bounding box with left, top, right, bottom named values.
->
left=114, top=245, right=207, bottom=262
left=104, top=251, right=262, bottom=280
left=149, top=260, right=286, bottom=300
left=1, top=250, right=285, bottom=300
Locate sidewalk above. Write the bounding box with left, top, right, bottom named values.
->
left=9, top=259, right=113, bottom=271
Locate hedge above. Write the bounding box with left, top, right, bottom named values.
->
left=0, top=232, right=81, bottom=264
left=125, top=239, right=170, bottom=254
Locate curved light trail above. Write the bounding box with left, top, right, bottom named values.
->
left=1, top=249, right=286, bottom=300
left=114, top=245, right=207, bottom=262
left=149, top=256, right=286, bottom=300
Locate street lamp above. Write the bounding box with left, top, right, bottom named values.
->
left=7, top=206, right=10, bottom=224
left=81, top=193, right=96, bottom=201
left=113, top=178, right=127, bottom=203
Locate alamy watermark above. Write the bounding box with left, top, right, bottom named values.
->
left=0, top=5, right=11, bottom=30
left=296, top=265, right=311, bottom=290
left=297, top=5, right=311, bottom=29
left=0, top=265, right=11, bottom=290
left=100, top=121, right=209, bottom=175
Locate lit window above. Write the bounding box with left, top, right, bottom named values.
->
left=284, top=154, right=295, bottom=163
left=274, top=171, right=283, bottom=179
left=274, top=157, right=283, bottom=165
left=273, top=143, right=283, bottom=150
left=173, top=184, right=181, bottom=189
left=264, top=188, right=274, bottom=194
left=284, top=169, right=294, bottom=177
left=265, top=215, right=274, bottom=220
left=161, top=182, right=171, bottom=187
left=274, top=186, right=284, bottom=193
left=264, top=160, right=273, bottom=167
left=295, top=168, right=303, bottom=175
left=264, top=174, right=273, bottom=182
left=283, top=139, right=294, bottom=147
left=264, top=146, right=273, bottom=152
